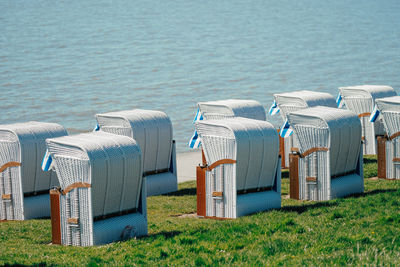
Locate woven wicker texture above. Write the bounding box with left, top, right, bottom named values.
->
left=376, top=96, right=400, bottom=179
left=338, top=85, right=396, bottom=155
left=287, top=107, right=364, bottom=200
left=96, top=109, right=172, bottom=173
left=46, top=131, right=146, bottom=246
left=273, top=90, right=337, bottom=167
left=274, top=90, right=337, bottom=119
left=195, top=118, right=281, bottom=218
left=198, top=99, right=266, bottom=121
left=0, top=121, right=67, bottom=220
left=95, top=109, right=177, bottom=196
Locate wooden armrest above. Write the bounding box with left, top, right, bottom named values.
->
left=1, top=194, right=11, bottom=200
left=0, top=162, right=21, bottom=173
left=212, top=191, right=223, bottom=197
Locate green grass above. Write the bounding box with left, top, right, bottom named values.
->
left=1, top=156, right=399, bottom=266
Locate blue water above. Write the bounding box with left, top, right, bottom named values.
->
left=1, top=0, right=399, bottom=152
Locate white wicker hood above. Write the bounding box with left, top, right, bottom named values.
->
left=376, top=96, right=400, bottom=137
left=96, top=109, right=173, bottom=173
left=198, top=99, right=266, bottom=121
left=46, top=131, right=143, bottom=217
left=195, top=117, right=279, bottom=191
left=287, top=107, right=361, bottom=176
left=0, top=121, right=67, bottom=194
left=274, top=90, right=337, bottom=120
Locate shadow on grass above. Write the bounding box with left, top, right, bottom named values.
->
left=3, top=264, right=51, bottom=267
left=346, top=188, right=397, bottom=199
left=281, top=170, right=289, bottom=179
left=281, top=201, right=338, bottom=214
left=147, top=230, right=182, bottom=240
left=363, top=157, right=377, bottom=164
left=165, top=188, right=196, bottom=196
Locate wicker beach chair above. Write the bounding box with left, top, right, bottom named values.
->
left=372, top=96, right=400, bottom=180
left=195, top=117, right=281, bottom=219
left=95, top=109, right=177, bottom=196
left=287, top=107, right=364, bottom=201
left=190, top=99, right=266, bottom=157
left=198, top=99, right=266, bottom=121
left=271, top=91, right=337, bottom=168
left=0, top=121, right=67, bottom=221
left=338, top=85, right=396, bottom=155
left=46, top=131, right=146, bottom=246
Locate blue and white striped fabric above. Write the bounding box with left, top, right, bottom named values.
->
left=336, top=93, right=343, bottom=108
left=369, top=105, right=380, bottom=122
left=279, top=119, right=293, bottom=138
left=192, top=107, right=203, bottom=123
left=268, top=100, right=280, bottom=115
left=41, top=149, right=53, bottom=171
left=188, top=108, right=203, bottom=148
left=93, top=124, right=100, bottom=131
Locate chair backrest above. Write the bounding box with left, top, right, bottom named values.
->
left=96, top=109, right=173, bottom=174
left=0, top=121, right=67, bottom=194
left=287, top=107, right=361, bottom=177
left=338, top=85, right=396, bottom=115
left=274, top=90, right=337, bottom=120
left=46, top=131, right=143, bottom=218
left=376, top=96, right=400, bottom=138
left=198, top=99, right=266, bottom=121
left=195, top=117, right=279, bottom=191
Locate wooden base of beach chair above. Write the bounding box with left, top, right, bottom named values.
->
left=377, top=135, right=388, bottom=179
left=377, top=135, right=400, bottom=180
left=196, top=166, right=206, bottom=217
left=50, top=189, right=62, bottom=245
left=289, top=152, right=300, bottom=200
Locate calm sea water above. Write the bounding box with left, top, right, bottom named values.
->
left=1, top=0, right=399, bottom=152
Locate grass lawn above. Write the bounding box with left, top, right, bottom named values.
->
left=1, top=156, right=399, bottom=266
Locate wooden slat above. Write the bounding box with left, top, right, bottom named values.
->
left=306, top=177, right=317, bottom=182
left=50, top=189, right=62, bottom=245
left=62, top=182, right=91, bottom=195
left=0, top=162, right=21, bottom=173
left=300, top=147, right=329, bottom=158
left=196, top=166, right=206, bottom=217
left=291, top=147, right=300, bottom=153
left=393, top=158, right=400, bottom=162
left=206, top=159, right=236, bottom=171
left=67, top=218, right=79, bottom=224
left=358, top=112, right=371, bottom=118
left=212, top=191, right=223, bottom=197
left=1, top=194, right=11, bottom=200
left=389, top=131, right=400, bottom=141
left=377, top=136, right=387, bottom=179
left=289, top=153, right=300, bottom=200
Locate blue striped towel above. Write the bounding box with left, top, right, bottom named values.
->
left=336, top=93, right=343, bottom=108
left=41, top=149, right=53, bottom=171
left=93, top=124, right=100, bottom=131
left=268, top=100, right=280, bottom=115
left=369, top=105, right=380, bottom=122
left=188, top=108, right=203, bottom=148
left=279, top=119, right=293, bottom=138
